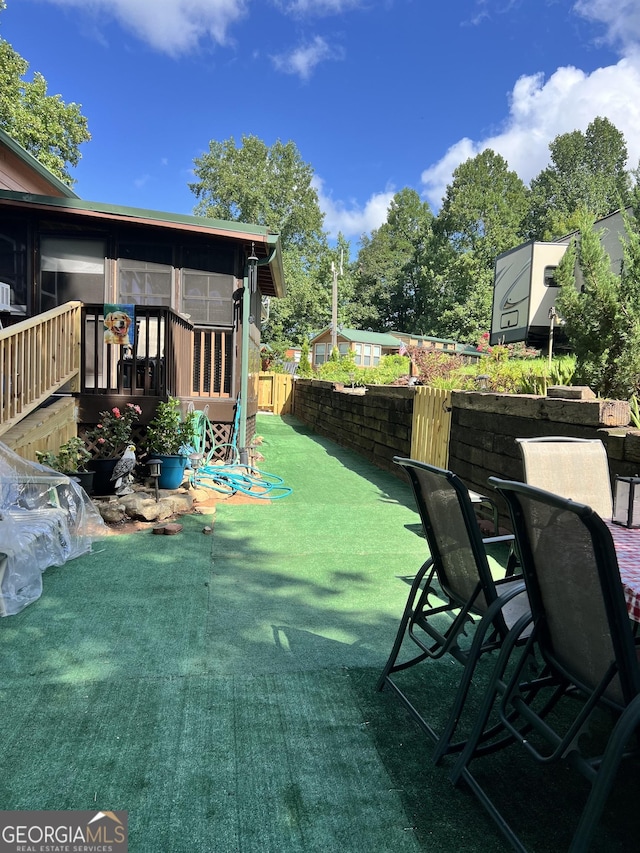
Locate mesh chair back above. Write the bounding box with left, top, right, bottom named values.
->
left=516, top=436, right=613, bottom=519
left=491, top=478, right=640, bottom=706
left=398, top=459, right=498, bottom=614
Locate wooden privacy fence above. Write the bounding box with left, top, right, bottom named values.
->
left=258, top=372, right=295, bottom=414
left=410, top=386, right=452, bottom=468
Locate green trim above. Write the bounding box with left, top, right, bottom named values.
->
left=0, top=189, right=274, bottom=237
left=0, top=129, right=79, bottom=199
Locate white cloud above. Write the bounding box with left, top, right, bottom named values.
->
left=273, top=0, right=363, bottom=14
left=44, top=0, right=249, bottom=55
left=314, top=176, right=394, bottom=240
left=270, top=35, right=343, bottom=79
left=421, top=55, right=640, bottom=209
left=574, top=0, right=640, bottom=52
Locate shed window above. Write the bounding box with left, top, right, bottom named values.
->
left=119, top=259, right=171, bottom=306
left=338, top=342, right=350, bottom=356
left=315, top=343, right=327, bottom=365
left=544, top=266, right=558, bottom=287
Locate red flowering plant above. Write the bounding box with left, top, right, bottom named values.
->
left=86, top=402, right=142, bottom=458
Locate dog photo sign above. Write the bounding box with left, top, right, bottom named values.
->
left=104, top=304, right=135, bottom=347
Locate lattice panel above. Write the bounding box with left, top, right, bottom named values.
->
left=79, top=424, right=148, bottom=456
left=79, top=422, right=234, bottom=460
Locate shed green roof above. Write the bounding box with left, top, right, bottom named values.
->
left=0, top=190, right=276, bottom=238
left=310, top=327, right=402, bottom=347
left=392, top=330, right=458, bottom=346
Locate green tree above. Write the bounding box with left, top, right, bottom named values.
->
left=190, top=135, right=325, bottom=253
left=434, top=149, right=530, bottom=341
left=555, top=208, right=640, bottom=398
left=190, top=134, right=330, bottom=344
left=350, top=188, right=435, bottom=332
left=297, top=337, right=313, bottom=377
left=0, top=1, right=90, bottom=185
left=262, top=247, right=328, bottom=345
left=528, top=117, right=631, bottom=240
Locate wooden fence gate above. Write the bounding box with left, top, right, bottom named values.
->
left=257, top=372, right=295, bottom=415
left=410, top=386, right=452, bottom=468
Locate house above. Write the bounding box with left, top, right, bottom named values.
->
left=0, top=129, right=285, bottom=451
left=309, top=327, right=402, bottom=369
left=390, top=331, right=459, bottom=353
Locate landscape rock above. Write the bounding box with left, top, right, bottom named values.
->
left=97, top=500, right=128, bottom=524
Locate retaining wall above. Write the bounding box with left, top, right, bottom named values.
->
left=293, top=380, right=640, bottom=520
left=293, top=379, right=414, bottom=474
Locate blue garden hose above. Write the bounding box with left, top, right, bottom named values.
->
left=186, top=401, right=292, bottom=500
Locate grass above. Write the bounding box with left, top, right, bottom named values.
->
left=0, top=414, right=636, bottom=851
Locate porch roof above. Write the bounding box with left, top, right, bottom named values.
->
left=0, top=129, right=80, bottom=199
left=0, top=190, right=285, bottom=297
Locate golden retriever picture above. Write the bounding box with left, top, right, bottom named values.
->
left=103, top=305, right=134, bottom=347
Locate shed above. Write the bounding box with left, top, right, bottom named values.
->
left=309, top=327, right=402, bottom=368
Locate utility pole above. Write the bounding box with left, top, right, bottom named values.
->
left=330, top=251, right=343, bottom=354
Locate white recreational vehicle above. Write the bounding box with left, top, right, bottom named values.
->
left=490, top=209, right=628, bottom=348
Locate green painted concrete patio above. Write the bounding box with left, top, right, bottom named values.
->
left=0, top=415, right=636, bottom=851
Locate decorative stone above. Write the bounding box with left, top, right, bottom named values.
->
left=202, top=526, right=212, bottom=535
left=163, top=523, right=183, bottom=535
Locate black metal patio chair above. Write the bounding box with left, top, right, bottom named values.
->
left=377, top=458, right=531, bottom=765
left=516, top=436, right=613, bottom=519
left=450, top=478, right=640, bottom=852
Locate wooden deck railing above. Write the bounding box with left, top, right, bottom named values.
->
left=81, top=304, right=193, bottom=398
left=0, top=302, right=81, bottom=437
left=80, top=306, right=233, bottom=402
left=0, top=302, right=237, bottom=434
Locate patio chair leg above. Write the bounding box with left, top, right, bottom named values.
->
left=377, top=558, right=435, bottom=691
left=448, top=624, right=536, bottom=786
left=569, top=694, right=640, bottom=853
left=434, top=602, right=531, bottom=766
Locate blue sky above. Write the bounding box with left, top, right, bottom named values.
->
left=3, top=0, right=640, bottom=247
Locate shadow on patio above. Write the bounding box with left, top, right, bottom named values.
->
left=0, top=415, right=636, bottom=852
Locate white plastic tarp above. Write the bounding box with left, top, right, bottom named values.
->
left=0, top=442, right=107, bottom=616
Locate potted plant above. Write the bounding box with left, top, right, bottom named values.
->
left=146, top=397, right=198, bottom=489
left=36, top=436, right=95, bottom=493
left=85, top=402, right=142, bottom=494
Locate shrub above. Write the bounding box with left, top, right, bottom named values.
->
left=36, top=436, right=92, bottom=473
left=146, top=398, right=198, bottom=456
left=86, top=403, right=142, bottom=458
